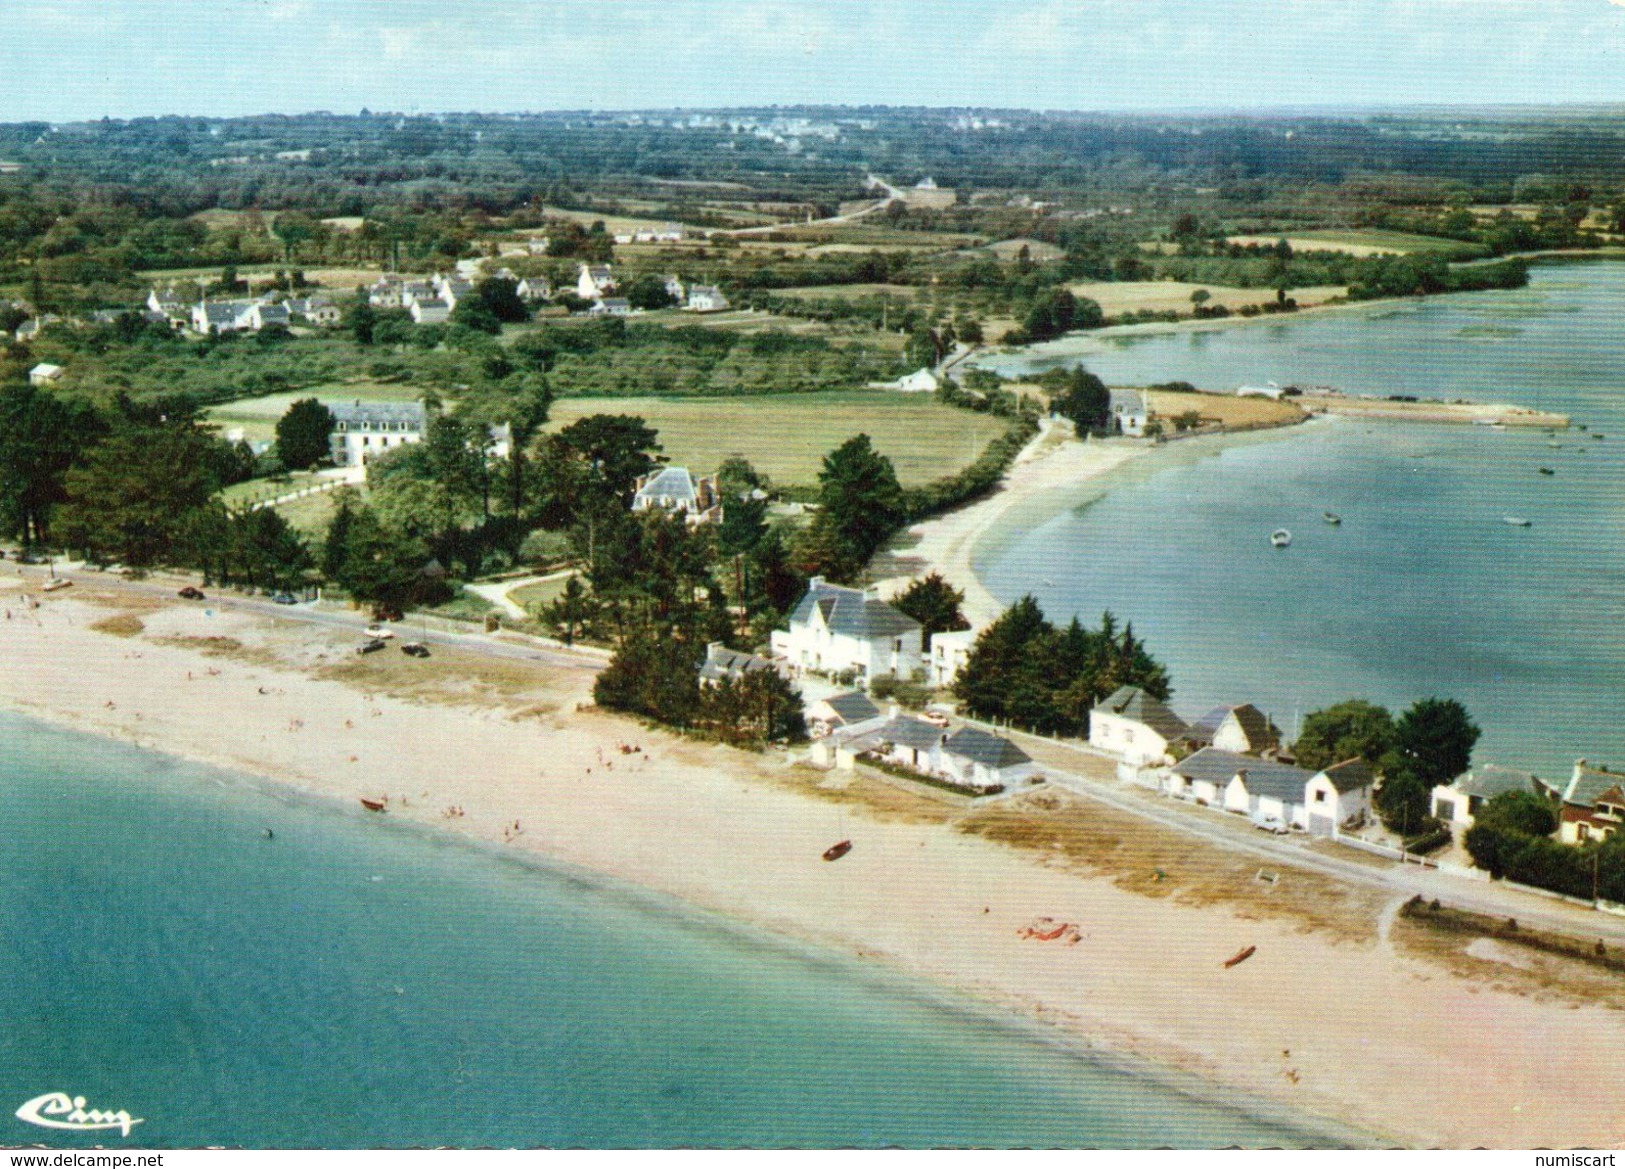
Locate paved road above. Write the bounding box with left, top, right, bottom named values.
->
left=1036, top=761, right=1625, bottom=945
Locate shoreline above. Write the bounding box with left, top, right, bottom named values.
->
left=10, top=572, right=1625, bottom=1146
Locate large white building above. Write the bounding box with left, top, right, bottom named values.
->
left=329, top=400, right=428, bottom=467
left=771, top=577, right=923, bottom=684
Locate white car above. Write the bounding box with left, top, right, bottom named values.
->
left=1252, top=815, right=1290, bottom=835
left=363, top=624, right=395, bottom=640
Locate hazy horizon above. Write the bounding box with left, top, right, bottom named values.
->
left=5, top=0, right=1625, bottom=123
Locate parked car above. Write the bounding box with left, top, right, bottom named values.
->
left=270, top=592, right=298, bottom=605
left=364, top=624, right=395, bottom=640
left=178, top=586, right=206, bottom=600
left=400, top=642, right=431, bottom=658
left=921, top=711, right=951, bottom=728
left=355, top=638, right=388, bottom=655
left=1252, top=815, right=1290, bottom=835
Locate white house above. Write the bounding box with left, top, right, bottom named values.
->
left=631, top=467, right=722, bottom=524
left=1237, top=383, right=1286, bottom=400
left=410, top=298, right=451, bottom=325
left=685, top=285, right=729, bottom=313
left=938, top=726, right=1036, bottom=792
left=1089, top=686, right=1188, bottom=765
left=1108, top=388, right=1149, bottom=437
left=928, top=628, right=976, bottom=688
left=242, top=302, right=291, bottom=331
left=329, top=400, right=428, bottom=467
left=1186, top=704, right=1280, bottom=755
left=805, top=690, right=884, bottom=739
left=27, top=362, right=64, bottom=387
left=590, top=298, right=633, bottom=316
left=577, top=264, right=617, bottom=300
left=1431, top=764, right=1540, bottom=829
left=698, top=641, right=784, bottom=687
left=895, top=368, right=940, bottom=393
left=1165, top=747, right=1373, bottom=834
left=771, top=577, right=923, bottom=684
left=516, top=277, right=552, bottom=302
left=662, top=275, right=686, bottom=304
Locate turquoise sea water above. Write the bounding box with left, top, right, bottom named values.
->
left=976, top=260, right=1625, bottom=779
left=0, top=713, right=1341, bottom=1149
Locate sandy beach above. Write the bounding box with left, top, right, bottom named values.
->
left=5, top=567, right=1625, bottom=1148
left=871, top=423, right=1151, bottom=626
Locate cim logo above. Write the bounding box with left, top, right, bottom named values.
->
left=15, top=1092, right=143, bottom=1137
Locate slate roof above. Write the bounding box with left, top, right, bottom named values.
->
left=1170, top=746, right=1317, bottom=805
left=635, top=467, right=699, bottom=506
left=942, top=726, right=1031, bottom=771
left=1321, top=758, right=1376, bottom=794
left=699, top=642, right=776, bottom=683
left=331, top=401, right=427, bottom=429
left=790, top=579, right=921, bottom=642
left=1188, top=703, right=1277, bottom=749
left=1093, top=685, right=1188, bottom=740
left=821, top=691, right=881, bottom=724
left=1109, top=388, right=1148, bottom=415
left=1448, top=764, right=1537, bottom=801
left=1561, top=763, right=1625, bottom=809
left=875, top=716, right=946, bottom=752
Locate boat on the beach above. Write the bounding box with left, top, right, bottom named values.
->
left=1503, top=516, right=1532, bottom=527
left=360, top=798, right=387, bottom=812
left=1322, top=512, right=1342, bottom=525
left=1270, top=529, right=1292, bottom=547
left=40, top=577, right=71, bottom=592
left=1223, top=945, right=1257, bottom=969
left=822, top=840, right=852, bottom=862
left=1539, top=467, right=1555, bottom=476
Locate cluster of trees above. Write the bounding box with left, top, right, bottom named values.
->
left=1292, top=697, right=1481, bottom=833
left=1046, top=367, right=1111, bottom=434
left=1462, top=790, right=1625, bottom=903
left=953, top=597, right=1170, bottom=736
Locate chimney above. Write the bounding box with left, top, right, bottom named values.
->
left=809, top=576, right=825, bottom=590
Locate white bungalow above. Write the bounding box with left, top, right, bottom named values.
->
left=410, top=298, right=451, bottom=325
left=1089, top=686, right=1188, bottom=765
left=516, top=277, right=552, bottom=302
left=1109, top=389, right=1149, bottom=436
left=698, top=641, right=783, bottom=687
left=771, top=577, right=923, bottom=684
left=27, top=362, right=64, bottom=386
left=895, top=368, right=940, bottom=393
left=805, top=690, right=884, bottom=739
left=939, top=726, right=1035, bottom=791
left=1165, top=747, right=1373, bottom=834
left=1431, top=764, right=1540, bottom=829
left=684, top=285, right=729, bottom=313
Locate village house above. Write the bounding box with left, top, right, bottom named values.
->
left=1186, top=703, right=1280, bottom=755
left=630, top=467, right=722, bottom=524
left=895, top=368, right=940, bottom=393
left=285, top=297, right=341, bottom=327
left=771, top=577, right=923, bottom=684
left=684, top=285, right=729, bottom=313
left=698, top=641, right=783, bottom=687
left=410, top=298, right=451, bottom=325
left=516, top=277, right=552, bottom=302
left=589, top=297, right=633, bottom=316
left=577, top=264, right=617, bottom=300
left=1431, top=764, right=1541, bottom=829
left=525, top=237, right=551, bottom=255
left=1089, top=686, right=1188, bottom=765
left=1164, top=747, right=1373, bottom=835
left=27, top=363, right=64, bottom=387
left=1553, top=761, right=1625, bottom=844
left=816, top=714, right=1032, bottom=793
left=14, top=315, right=60, bottom=341
left=1109, top=389, right=1150, bottom=437
left=662, top=275, right=686, bottom=304
left=938, top=726, right=1037, bottom=792
left=329, top=400, right=428, bottom=467
left=928, top=629, right=976, bottom=688
left=805, top=690, right=883, bottom=739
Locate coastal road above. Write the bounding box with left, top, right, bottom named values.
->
left=1035, top=759, right=1625, bottom=946
left=22, top=566, right=606, bottom=675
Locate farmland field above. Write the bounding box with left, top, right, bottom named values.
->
left=547, top=390, right=1010, bottom=488
left=1224, top=229, right=1485, bottom=258
left=1066, top=280, right=1348, bottom=315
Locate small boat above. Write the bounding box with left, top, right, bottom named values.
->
left=1033, top=922, right=1071, bottom=942
left=1502, top=516, right=1532, bottom=527
left=1539, top=467, right=1555, bottom=476
left=1223, top=945, right=1257, bottom=969
left=1270, top=529, right=1291, bottom=548
left=40, top=577, right=71, bottom=592
left=1322, top=512, right=1342, bottom=526
left=1549, top=441, right=1562, bottom=449
left=822, top=840, right=852, bottom=862
left=360, top=798, right=387, bottom=813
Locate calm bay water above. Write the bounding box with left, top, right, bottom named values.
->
left=0, top=713, right=1337, bottom=1148
left=976, top=260, right=1625, bottom=778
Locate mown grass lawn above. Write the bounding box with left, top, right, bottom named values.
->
left=547, top=390, right=1010, bottom=488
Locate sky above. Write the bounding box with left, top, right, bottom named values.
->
left=4, top=0, right=1625, bottom=121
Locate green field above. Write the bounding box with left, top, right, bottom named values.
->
left=547, top=391, right=1009, bottom=488
left=1229, top=229, right=1486, bottom=259
left=772, top=283, right=921, bottom=302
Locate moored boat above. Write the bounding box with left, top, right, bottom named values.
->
left=1322, top=512, right=1342, bottom=525
left=360, top=797, right=387, bottom=812
left=1223, top=945, right=1257, bottom=968
left=1502, top=516, right=1532, bottom=527
left=1270, top=529, right=1291, bottom=547
left=822, top=840, right=852, bottom=862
